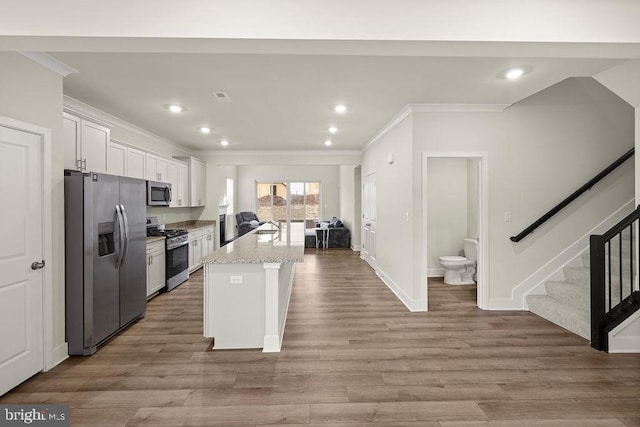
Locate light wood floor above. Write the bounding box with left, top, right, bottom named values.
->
left=2, top=250, right=640, bottom=426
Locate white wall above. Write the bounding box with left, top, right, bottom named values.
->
left=427, top=158, right=468, bottom=273
left=467, top=159, right=480, bottom=239
left=339, top=165, right=358, bottom=249
left=353, top=166, right=362, bottom=250
left=5, top=1, right=640, bottom=47
left=363, top=77, right=634, bottom=310
left=414, top=77, right=634, bottom=303
left=361, top=115, right=418, bottom=307
left=235, top=164, right=341, bottom=221
left=594, top=60, right=640, bottom=204
left=0, top=53, right=66, bottom=360
left=216, top=165, right=238, bottom=244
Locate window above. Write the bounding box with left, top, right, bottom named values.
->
left=256, top=181, right=320, bottom=231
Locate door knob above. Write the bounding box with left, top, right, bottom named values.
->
left=31, top=260, right=45, bottom=270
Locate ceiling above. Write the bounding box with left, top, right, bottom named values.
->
left=51, top=52, right=625, bottom=152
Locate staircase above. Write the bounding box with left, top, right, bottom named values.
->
left=527, top=231, right=632, bottom=340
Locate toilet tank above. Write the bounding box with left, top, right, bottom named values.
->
left=463, top=238, right=478, bottom=261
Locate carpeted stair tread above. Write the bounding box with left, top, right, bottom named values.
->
left=544, top=281, right=590, bottom=312
left=527, top=294, right=590, bottom=339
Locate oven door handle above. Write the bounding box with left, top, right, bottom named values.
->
left=167, top=239, right=188, bottom=251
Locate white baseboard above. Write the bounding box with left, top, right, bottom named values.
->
left=427, top=268, right=444, bottom=277
left=486, top=298, right=524, bottom=310
left=608, top=309, right=640, bottom=353
left=376, top=267, right=426, bottom=312
left=510, top=199, right=634, bottom=310
left=351, top=244, right=361, bottom=252
left=45, top=342, right=69, bottom=371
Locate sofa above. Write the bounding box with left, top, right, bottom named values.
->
left=305, top=217, right=350, bottom=248
left=235, top=211, right=266, bottom=236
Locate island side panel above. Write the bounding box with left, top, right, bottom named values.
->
left=263, top=263, right=281, bottom=352
left=204, top=263, right=265, bottom=349
left=278, top=262, right=295, bottom=341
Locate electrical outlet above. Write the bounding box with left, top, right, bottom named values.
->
left=504, top=211, right=512, bottom=222
left=230, top=276, right=243, bottom=284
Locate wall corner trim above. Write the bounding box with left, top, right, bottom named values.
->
left=362, top=103, right=510, bottom=153
left=376, top=266, right=427, bottom=312
left=18, top=52, right=78, bottom=77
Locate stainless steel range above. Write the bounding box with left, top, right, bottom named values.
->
left=147, top=217, right=189, bottom=291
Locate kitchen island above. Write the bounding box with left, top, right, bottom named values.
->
left=202, top=222, right=304, bottom=352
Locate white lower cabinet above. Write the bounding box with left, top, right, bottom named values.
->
left=146, top=240, right=166, bottom=298
left=188, top=226, right=215, bottom=272
left=203, top=229, right=215, bottom=259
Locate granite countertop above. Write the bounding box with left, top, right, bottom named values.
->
left=203, top=223, right=304, bottom=264
left=166, top=220, right=216, bottom=232
left=146, top=236, right=165, bottom=244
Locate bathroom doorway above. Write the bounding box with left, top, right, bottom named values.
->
left=422, top=153, right=488, bottom=310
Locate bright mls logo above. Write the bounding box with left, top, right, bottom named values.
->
left=0, top=405, right=69, bottom=426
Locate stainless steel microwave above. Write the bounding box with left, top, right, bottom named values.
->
left=146, top=180, right=172, bottom=206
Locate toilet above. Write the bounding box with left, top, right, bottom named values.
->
left=438, top=238, right=478, bottom=285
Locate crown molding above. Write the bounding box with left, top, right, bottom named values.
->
left=193, top=149, right=362, bottom=156
left=362, top=103, right=510, bottom=152
left=18, top=52, right=78, bottom=77
left=63, top=95, right=192, bottom=155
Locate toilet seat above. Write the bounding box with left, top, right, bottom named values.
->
left=439, top=256, right=467, bottom=263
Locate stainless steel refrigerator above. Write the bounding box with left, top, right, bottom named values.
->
left=64, top=170, right=146, bottom=355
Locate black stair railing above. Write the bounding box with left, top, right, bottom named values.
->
left=510, top=148, right=634, bottom=243
left=590, top=206, right=640, bottom=351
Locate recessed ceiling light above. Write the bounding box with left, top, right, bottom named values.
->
left=334, top=104, right=347, bottom=114
left=505, top=68, right=524, bottom=80
left=324, top=140, right=333, bottom=146
left=328, top=126, right=338, bottom=134
left=220, top=140, right=229, bottom=146
left=168, top=104, right=184, bottom=113
left=200, top=127, right=211, bottom=134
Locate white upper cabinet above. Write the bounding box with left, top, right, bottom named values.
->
left=145, top=153, right=159, bottom=181
left=107, top=141, right=146, bottom=179
left=191, top=158, right=206, bottom=207
left=63, top=113, right=81, bottom=170
left=175, top=156, right=206, bottom=207
left=126, top=147, right=146, bottom=179
left=157, top=157, right=169, bottom=183
left=146, top=153, right=170, bottom=182
left=177, top=162, right=189, bottom=207
left=167, top=159, right=189, bottom=207
left=63, top=112, right=110, bottom=173
left=107, top=141, right=127, bottom=176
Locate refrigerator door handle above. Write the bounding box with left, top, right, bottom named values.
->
left=120, top=204, right=130, bottom=266
left=115, top=204, right=125, bottom=267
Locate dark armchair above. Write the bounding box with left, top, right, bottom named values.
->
left=235, top=211, right=266, bottom=236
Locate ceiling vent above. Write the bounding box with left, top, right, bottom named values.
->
left=213, top=92, right=231, bottom=103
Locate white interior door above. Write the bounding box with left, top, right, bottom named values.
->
left=362, top=173, right=377, bottom=269
left=0, top=125, right=44, bottom=395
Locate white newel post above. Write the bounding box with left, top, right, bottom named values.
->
left=263, top=262, right=282, bottom=352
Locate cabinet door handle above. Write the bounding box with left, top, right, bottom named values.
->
left=82, top=158, right=87, bottom=171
